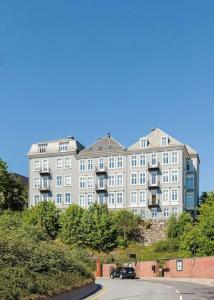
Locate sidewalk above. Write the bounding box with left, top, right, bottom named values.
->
left=141, top=277, right=214, bottom=287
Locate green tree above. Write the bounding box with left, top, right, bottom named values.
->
left=112, top=209, right=140, bottom=248
left=167, top=212, right=193, bottom=239
left=82, top=203, right=117, bottom=251
left=0, top=159, right=27, bottom=211
left=59, top=204, right=84, bottom=245
left=23, top=201, right=60, bottom=239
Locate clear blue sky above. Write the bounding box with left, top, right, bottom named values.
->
left=0, top=1, right=213, bottom=192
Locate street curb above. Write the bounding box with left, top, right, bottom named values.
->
left=50, top=283, right=101, bottom=300
left=140, top=277, right=214, bottom=287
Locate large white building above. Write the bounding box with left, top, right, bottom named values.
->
left=28, top=128, right=200, bottom=219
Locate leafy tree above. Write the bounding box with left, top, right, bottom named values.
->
left=82, top=203, right=117, bottom=251
left=167, top=212, right=193, bottom=239
left=59, top=204, right=84, bottom=245
left=23, top=201, right=60, bottom=239
left=0, top=159, right=27, bottom=211
left=112, top=209, right=140, bottom=247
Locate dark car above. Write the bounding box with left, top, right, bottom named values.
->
left=110, top=267, right=136, bottom=279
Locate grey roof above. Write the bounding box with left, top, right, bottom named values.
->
left=77, top=135, right=126, bottom=158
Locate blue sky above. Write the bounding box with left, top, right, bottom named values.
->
left=0, top=1, right=213, bottom=192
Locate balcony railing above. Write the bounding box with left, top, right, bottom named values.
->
left=95, top=183, right=108, bottom=192
left=95, top=166, right=107, bottom=174
left=148, top=198, right=160, bottom=207
left=39, top=167, right=50, bottom=175
left=148, top=161, right=160, bottom=170
left=39, top=184, right=50, bottom=192
left=148, top=179, right=160, bottom=188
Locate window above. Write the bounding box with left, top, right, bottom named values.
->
left=131, top=155, right=137, bottom=167
left=172, top=189, right=178, bottom=202
left=139, top=154, right=146, bottom=166
left=79, top=160, right=85, bottom=171
left=116, top=192, right=123, bottom=205
left=131, top=173, right=137, bottom=185
left=65, top=158, right=71, bottom=168
left=108, top=193, right=115, bottom=205
left=65, top=193, right=71, bottom=204
left=163, top=208, right=169, bottom=218
left=185, top=194, right=194, bottom=209
left=172, top=207, right=178, bottom=217
left=163, top=152, right=169, bottom=164
left=33, top=178, right=40, bottom=188
left=116, top=174, right=123, bottom=187
left=88, top=176, right=93, bottom=188
left=87, top=159, right=93, bottom=171
left=59, top=142, right=68, bottom=152
left=42, top=193, right=49, bottom=201
left=162, top=189, right=169, bottom=203
left=176, top=260, right=183, bottom=271
left=161, top=137, right=169, bottom=146
left=38, top=144, right=47, bottom=154
left=34, top=160, right=40, bottom=171
left=139, top=191, right=146, bottom=205
left=108, top=174, right=115, bottom=187
left=141, top=138, right=148, bottom=148
left=79, top=177, right=85, bottom=189
left=172, top=170, right=178, bottom=182
left=151, top=208, right=157, bottom=219
left=42, top=160, right=48, bottom=171
left=151, top=153, right=157, bottom=166
left=109, top=157, right=115, bottom=169
left=140, top=210, right=145, bottom=219
left=99, top=158, right=104, bottom=170
left=186, top=159, right=193, bottom=172
left=42, top=177, right=49, bottom=189
left=117, top=156, right=123, bottom=168
left=56, top=193, right=62, bottom=204
left=139, top=172, right=146, bottom=185
left=87, top=194, right=93, bottom=206
left=130, top=191, right=137, bottom=205
left=56, top=158, right=63, bottom=169
left=56, top=176, right=62, bottom=187
left=151, top=171, right=157, bottom=185
left=162, top=171, right=169, bottom=183
left=172, top=151, right=178, bottom=164
left=99, top=193, right=106, bottom=204
left=64, top=175, right=71, bottom=186
left=186, top=176, right=194, bottom=189
left=79, top=195, right=85, bottom=206
left=34, top=195, right=40, bottom=204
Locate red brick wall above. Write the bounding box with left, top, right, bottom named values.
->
left=164, top=256, right=214, bottom=278
left=102, top=264, right=116, bottom=277
left=135, top=261, right=159, bottom=277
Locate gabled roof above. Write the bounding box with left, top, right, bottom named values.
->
left=78, top=135, right=126, bottom=158
left=128, top=128, right=184, bottom=151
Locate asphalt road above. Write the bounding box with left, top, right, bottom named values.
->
left=86, top=278, right=214, bottom=300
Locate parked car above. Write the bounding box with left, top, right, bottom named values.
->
left=110, top=267, right=136, bottom=279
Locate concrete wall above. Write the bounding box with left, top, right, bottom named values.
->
left=164, top=256, right=214, bottom=279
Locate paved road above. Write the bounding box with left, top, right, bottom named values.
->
left=86, top=278, right=214, bottom=300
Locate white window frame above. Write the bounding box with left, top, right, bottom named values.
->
left=65, top=192, right=71, bottom=204
left=87, top=159, right=93, bottom=171
left=161, top=136, right=169, bottom=146
left=79, top=194, right=85, bottom=207
left=33, top=178, right=40, bottom=189
left=108, top=192, right=115, bottom=206
left=117, top=156, right=123, bottom=168
left=34, top=194, right=40, bottom=204
left=130, top=172, right=138, bottom=185
left=108, top=174, right=115, bottom=187
left=116, top=192, right=123, bottom=206
left=139, top=190, right=147, bottom=206
left=163, top=152, right=169, bottom=165
left=64, top=157, right=71, bottom=169
left=79, top=160, right=85, bottom=172
left=151, top=208, right=157, bottom=219
left=172, top=151, right=178, bottom=164
left=171, top=189, right=179, bottom=203
left=34, top=160, right=40, bottom=171
left=56, top=175, right=63, bottom=187
left=59, top=142, right=69, bottom=152
left=172, top=207, right=178, bottom=217
left=56, top=193, right=62, bottom=204
left=140, top=138, right=148, bottom=148
left=87, top=194, right=93, bottom=206
left=131, top=155, right=137, bottom=167
left=109, top=157, right=115, bottom=169
left=162, top=189, right=169, bottom=204
left=79, top=177, right=86, bottom=189
left=139, top=154, right=146, bottom=166
left=171, top=169, right=179, bottom=183
left=116, top=174, right=123, bottom=187
left=87, top=176, right=94, bottom=188
left=130, top=191, right=138, bottom=206
left=56, top=158, right=63, bottom=169
left=64, top=175, right=71, bottom=186
left=162, top=170, right=169, bottom=184
left=139, top=172, right=146, bottom=185
left=163, top=208, right=169, bottom=218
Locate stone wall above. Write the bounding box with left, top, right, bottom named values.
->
left=139, top=219, right=167, bottom=245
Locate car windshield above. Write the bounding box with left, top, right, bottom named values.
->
left=123, top=267, right=134, bottom=272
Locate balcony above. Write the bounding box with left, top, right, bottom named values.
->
left=39, top=167, right=50, bottom=175
left=148, top=161, right=160, bottom=170
left=148, top=198, right=160, bottom=208
left=95, top=166, right=107, bottom=174
left=95, top=183, right=108, bottom=192
left=39, top=184, right=50, bottom=192
left=148, top=179, right=160, bottom=188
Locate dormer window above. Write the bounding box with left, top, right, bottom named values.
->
left=38, top=144, right=47, bottom=154
left=141, top=138, right=148, bottom=148
left=59, top=142, right=69, bottom=152
left=161, top=136, right=169, bottom=146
